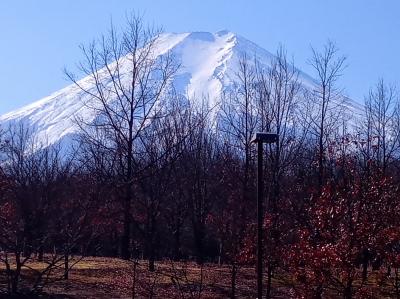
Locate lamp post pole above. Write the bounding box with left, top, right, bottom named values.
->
left=251, top=132, right=278, bottom=299
left=256, top=140, right=264, bottom=299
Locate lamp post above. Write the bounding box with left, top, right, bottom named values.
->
left=251, top=132, right=278, bottom=299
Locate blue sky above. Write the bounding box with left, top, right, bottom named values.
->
left=0, top=0, right=399, bottom=114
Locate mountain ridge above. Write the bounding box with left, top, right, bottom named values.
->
left=0, top=31, right=359, bottom=145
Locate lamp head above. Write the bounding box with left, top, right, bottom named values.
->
left=251, top=132, right=278, bottom=144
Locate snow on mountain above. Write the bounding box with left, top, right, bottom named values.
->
left=0, top=31, right=359, bottom=146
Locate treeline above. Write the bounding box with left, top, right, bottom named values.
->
left=1, top=15, right=400, bottom=298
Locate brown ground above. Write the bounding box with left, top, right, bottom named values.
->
left=0, top=257, right=397, bottom=298
left=0, top=257, right=264, bottom=298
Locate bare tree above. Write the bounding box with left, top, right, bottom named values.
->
left=308, top=41, right=346, bottom=190
left=0, top=125, right=91, bottom=295
left=183, top=102, right=219, bottom=265
left=66, top=14, right=179, bottom=259
left=218, top=55, right=259, bottom=298
left=354, top=80, right=400, bottom=282
left=136, top=98, right=192, bottom=271
left=220, top=54, right=258, bottom=194
left=360, top=80, right=400, bottom=175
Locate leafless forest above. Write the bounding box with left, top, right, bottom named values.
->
left=1, top=16, right=400, bottom=298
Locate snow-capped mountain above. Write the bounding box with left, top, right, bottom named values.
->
left=0, top=31, right=360, bottom=146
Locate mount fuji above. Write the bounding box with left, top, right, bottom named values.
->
left=0, top=31, right=360, bottom=146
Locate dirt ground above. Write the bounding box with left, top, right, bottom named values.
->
left=0, top=257, right=266, bottom=298
left=0, top=257, right=397, bottom=298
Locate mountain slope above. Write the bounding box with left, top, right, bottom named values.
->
left=0, top=31, right=359, bottom=145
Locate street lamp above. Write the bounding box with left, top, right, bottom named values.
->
left=251, top=132, right=278, bottom=299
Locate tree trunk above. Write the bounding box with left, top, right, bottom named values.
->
left=218, top=241, right=223, bottom=266
left=12, top=253, right=22, bottom=294
left=121, top=195, right=131, bottom=260
left=5, top=254, right=11, bottom=294
left=266, top=264, right=272, bottom=299
left=343, top=279, right=353, bottom=299
left=362, top=262, right=368, bottom=282
left=315, top=283, right=323, bottom=299
left=64, top=247, right=69, bottom=280
left=148, top=215, right=156, bottom=272
left=361, top=248, right=369, bottom=282
left=148, top=248, right=155, bottom=272
left=38, top=247, right=44, bottom=262
left=174, top=224, right=182, bottom=260
left=122, top=139, right=133, bottom=260
left=132, top=260, right=138, bottom=299
left=230, top=263, right=237, bottom=299
left=194, top=224, right=204, bottom=265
